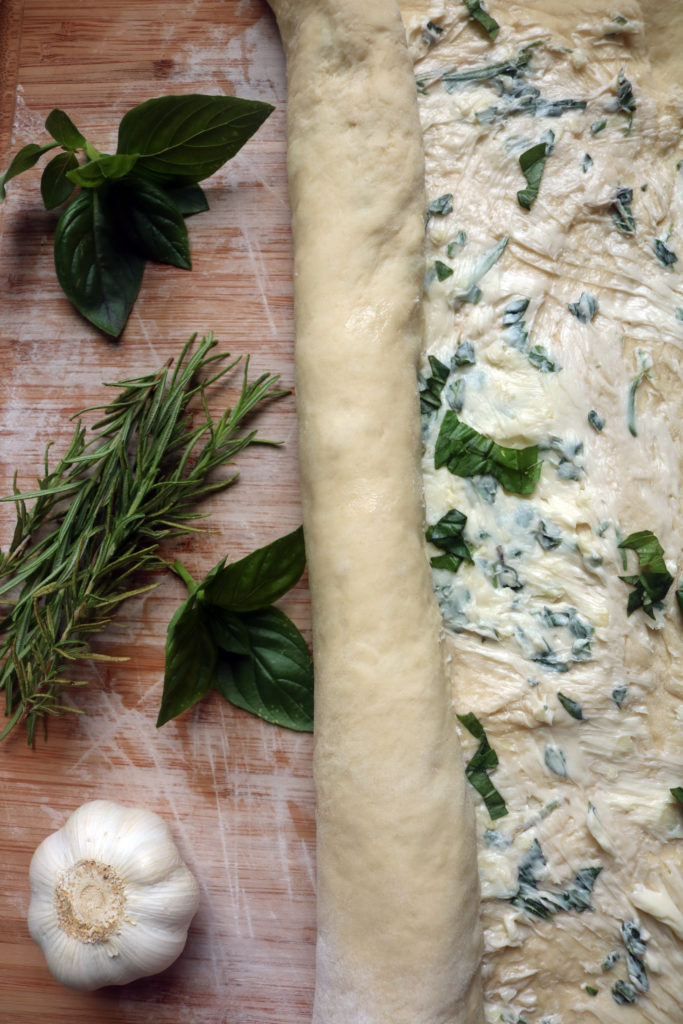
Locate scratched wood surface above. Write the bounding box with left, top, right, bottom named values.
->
left=0, top=2, right=316, bottom=1021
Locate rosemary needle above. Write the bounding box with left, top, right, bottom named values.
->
left=0, top=333, right=287, bottom=744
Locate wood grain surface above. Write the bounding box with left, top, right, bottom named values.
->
left=0, top=2, right=316, bottom=1021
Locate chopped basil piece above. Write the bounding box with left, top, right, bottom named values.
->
left=527, top=344, right=562, bottom=373
left=422, top=20, right=443, bottom=45
left=612, top=980, right=637, bottom=1005
left=457, top=712, right=508, bottom=820
left=472, top=474, right=498, bottom=503
left=558, top=692, right=583, bottom=720
left=447, top=377, right=466, bottom=414
left=452, top=236, right=509, bottom=310
left=535, top=518, right=562, bottom=550
left=451, top=283, right=482, bottom=306
left=511, top=839, right=602, bottom=919
left=568, top=291, right=598, bottom=323
left=588, top=409, right=604, bottom=432
left=454, top=340, right=476, bottom=365
left=591, top=119, right=606, bottom=135
left=618, top=529, right=673, bottom=618
left=435, top=411, right=542, bottom=494
left=484, top=828, right=511, bottom=849
left=585, top=985, right=598, bottom=996
left=427, top=193, right=453, bottom=218
left=653, top=238, right=678, bottom=266
left=544, top=743, right=567, bottom=777
left=517, top=138, right=552, bottom=209
left=611, top=185, right=635, bottom=234
left=426, top=508, right=473, bottom=574
left=447, top=230, right=467, bottom=256
left=626, top=352, right=651, bottom=437
left=461, top=0, right=500, bottom=40
left=603, top=950, right=621, bottom=971
left=676, top=307, right=683, bottom=322
left=492, top=547, right=524, bottom=590
left=611, top=68, right=636, bottom=131
left=582, top=153, right=593, bottom=172
left=434, top=259, right=454, bottom=281
left=419, top=354, right=450, bottom=415
left=503, top=297, right=529, bottom=324
left=677, top=584, right=683, bottom=616
left=671, top=786, right=683, bottom=804
left=440, top=43, right=538, bottom=88
left=621, top=921, right=648, bottom=994
left=612, top=684, right=628, bottom=708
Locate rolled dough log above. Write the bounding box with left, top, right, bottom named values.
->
left=267, top=1, right=484, bottom=1021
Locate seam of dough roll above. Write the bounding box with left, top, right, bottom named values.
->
left=267, top=1, right=484, bottom=1022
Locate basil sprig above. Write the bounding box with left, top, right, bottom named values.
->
left=618, top=529, right=674, bottom=618
left=435, top=411, right=542, bottom=495
left=157, top=527, right=313, bottom=731
left=0, top=95, right=273, bottom=337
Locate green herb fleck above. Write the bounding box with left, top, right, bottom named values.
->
left=611, top=68, right=636, bottom=132
left=618, top=529, right=673, bottom=618
left=612, top=980, right=637, bottom=1004
left=603, top=950, right=621, bottom=971
left=461, top=0, right=500, bottom=40
left=511, top=839, right=602, bottom=918
left=457, top=711, right=508, bottom=819
left=427, top=508, right=473, bottom=573
left=527, top=344, right=562, bottom=373
left=612, top=684, right=628, bottom=708
left=558, top=692, right=583, bottom=720
left=535, top=518, right=562, bottom=550
left=447, top=230, right=467, bottom=256
left=653, top=238, right=678, bottom=267
left=544, top=743, right=568, bottom=777
left=427, top=193, right=453, bottom=218
left=611, top=186, right=635, bottom=235
left=517, top=134, right=554, bottom=209
left=454, top=340, right=476, bottom=366
left=435, top=411, right=542, bottom=495
left=582, top=153, right=593, bottom=172
left=626, top=351, right=652, bottom=437
left=585, top=985, right=598, bottom=996
left=422, top=20, right=443, bottom=45
left=568, top=291, right=598, bottom=323
left=588, top=410, right=604, bottom=432
left=590, top=119, right=606, bottom=135
left=434, top=259, right=454, bottom=281
left=671, top=786, right=683, bottom=804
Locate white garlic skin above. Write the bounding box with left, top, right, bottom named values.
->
left=28, top=799, right=200, bottom=990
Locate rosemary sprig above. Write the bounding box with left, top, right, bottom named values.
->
left=0, top=334, right=287, bottom=744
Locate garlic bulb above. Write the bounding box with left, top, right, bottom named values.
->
left=28, top=799, right=200, bottom=990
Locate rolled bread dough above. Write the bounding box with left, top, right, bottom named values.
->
left=267, top=1, right=484, bottom=1021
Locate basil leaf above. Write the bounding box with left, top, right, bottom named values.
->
left=157, top=599, right=216, bottom=726
left=66, top=153, right=139, bottom=188
left=427, top=193, right=453, bottom=217
left=511, top=839, right=602, bottom=919
left=206, top=607, right=253, bottom=655
left=202, top=525, right=306, bottom=612
left=462, top=0, right=500, bottom=40
left=40, top=151, right=78, bottom=210
left=612, top=68, right=636, bottom=131
left=44, top=108, right=86, bottom=150
left=215, top=607, right=313, bottom=731
left=671, top=786, right=683, bottom=805
left=457, top=712, right=508, bottom=820
left=112, top=176, right=191, bottom=269
left=426, top=508, right=473, bottom=573
left=439, top=43, right=537, bottom=87
left=0, top=141, right=58, bottom=200
left=557, top=692, right=583, bottom=720
left=435, top=411, right=542, bottom=495
left=612, top=980, right=637, bottom=1005
left=54, top=189, right=145, bottom=337
left=618, top=529, right=673, bottom=618
left=166, top=182, right=210, bottom=216
left=116, top=94, right=274, bottom=186
left=588, top=409, right=604, bottom=432
left=434, top=259, right=454, bottom=281
left=544, top=743, right=567, bottom=777
left=611, top=186, right=635, bottom=234
left=590, top=119, right=606, bottom=135
left=517, top=140, right=550, bottom=209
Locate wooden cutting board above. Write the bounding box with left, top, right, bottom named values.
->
left=0, top=2, right=316, bottom=1021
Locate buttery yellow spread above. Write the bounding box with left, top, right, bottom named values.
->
left=401, top=1, right=683, bottom=1020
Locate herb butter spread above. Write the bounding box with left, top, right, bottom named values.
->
left=402, top=0, right=683, bottom=1020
